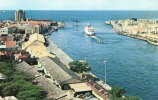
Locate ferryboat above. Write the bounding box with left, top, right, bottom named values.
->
left=84, top=24, right=95, bottom=36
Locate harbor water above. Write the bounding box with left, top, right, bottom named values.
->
left=1, top=10, right=158, bottom=100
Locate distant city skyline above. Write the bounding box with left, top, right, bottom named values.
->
left=0, top=0, right=158, bottom=10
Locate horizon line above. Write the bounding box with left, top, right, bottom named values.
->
left=1, top=9, right=158, bottom=11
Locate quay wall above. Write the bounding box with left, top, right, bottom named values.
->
left=47, top=38, right=112, bottom=91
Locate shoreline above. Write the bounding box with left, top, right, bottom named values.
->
left=107, top=20, right=158, bottom=46
left=47, top=38, right=112, bottom=91
left=113, top=28, right=158, bottom=46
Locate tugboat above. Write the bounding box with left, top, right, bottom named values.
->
left=84, top=24, right=95, bottom=36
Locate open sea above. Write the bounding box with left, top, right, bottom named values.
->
left=1, top=10, right=158, bottom=100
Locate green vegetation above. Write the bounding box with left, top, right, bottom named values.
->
left=69, top=61, right=91, bottom=73
left=109, top=86, right=139, bottom=100
left=0, top=61, right=45, bottom=100
left=109, top=86, right=126, bottom=98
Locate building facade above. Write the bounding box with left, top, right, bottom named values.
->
left=0, top=27, right=13, bottom=35
left=15, top=10, right=25, bottom=22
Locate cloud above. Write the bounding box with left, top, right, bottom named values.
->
left=0, top=0, right=158, bottom=10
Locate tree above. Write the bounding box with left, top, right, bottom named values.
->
left=111, top=96, right=139, bottom=100
left=109, top=86, right=126, bottom=98
left=109, top=86, right=139, bottom=100
left=17, top=89, right=43, bottom=100
left=0, top=61, right=45, bottom=99
left=69, top=61, right=91, bottom=73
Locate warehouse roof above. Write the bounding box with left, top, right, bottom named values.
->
left=38, top=57, right=81, bottom=85
left=15, top=61, right=67, bottom=99
left=22, top=33, right=45, bottom=49
left=69, top=83, right=92, bottom=93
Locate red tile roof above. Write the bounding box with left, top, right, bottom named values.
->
left=19, top=55, right=28, bottom=59
left=29, top=22, right=40, bottom=26
left=0, top=37, right=13, bottom=41
left=0, top=50, right=29, bottom=56
left=36, top=19, right=50, bottom=21
left=6, top=41, right=16, bottom=48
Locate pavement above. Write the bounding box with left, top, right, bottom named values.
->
left=47, top=39, right=73, bottom=66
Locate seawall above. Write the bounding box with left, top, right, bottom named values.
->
left=47, top=39, right=73, bottom=67
left=47, top=38, right=112, bottom=91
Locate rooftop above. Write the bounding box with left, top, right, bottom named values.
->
left=38, top=56, right=81, bottom=85
left=69, top=83, right=92, bottom=93
left=22, top=33, right=45, bottom=49
left=0, top=36, right=13, bottom=41
left=6, top=41, right=16, bottom=48
left=15, top=61, right=67, bottom=99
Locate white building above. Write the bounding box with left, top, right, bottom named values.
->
left=0, top=27, right=13, bottom=35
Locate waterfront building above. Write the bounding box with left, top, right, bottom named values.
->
left=0, top=27, right=13, bottom=35
left=15, top=10, right=25, bottom=22
left=22, top=33, right=54, bottom=58
left=38, top=56, right=82, bottom=90
left=28, top=20, right=51, bottom=33
left=69, top=83, right=92, bottom=95
left=15, top=61, right=68, bottom=99
left=86, top=80, right=111, bottom=100
left=22, top=33, right=45, bottom=49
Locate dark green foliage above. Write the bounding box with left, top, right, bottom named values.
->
left=0, top=62, right=45, bottom=100
left=109, top=86, right=139, bottom=100
left=69, top=61, right=91, bottom=73
left=109, top=86, right=126, bottom=98
left=14, top=29, right=25, bottom=34
left=125, top=97, right=140, bottom=100
left=44, top=99, right=55, bottom=100
left=111, top=97, right=139, bottom=100
left=51, top=22, right=58, bottom=26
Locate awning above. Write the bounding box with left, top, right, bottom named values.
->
left=69, top=83, right=92, bottom=93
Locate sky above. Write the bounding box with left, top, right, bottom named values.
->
left=0, top=0, right=158, bottom=10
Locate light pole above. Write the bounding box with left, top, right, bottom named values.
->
left=104, top=60, right=108, bottom=83
left=85, top=56, right=87, bottom=62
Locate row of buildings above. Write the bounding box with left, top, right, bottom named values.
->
left=0, top=10, right=96, bottom=100
left=109, top=18, right=158, bottom=35
left=107, top=19, right=158, bottom=43
left=0, top=10, right=112, bottom=100
left=0, top=10, right=63, bottom=36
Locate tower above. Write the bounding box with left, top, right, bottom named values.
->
left=15, top=10, right=25, bottom=22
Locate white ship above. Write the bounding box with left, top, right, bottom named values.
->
left=84, top=24, right=95, bottom=36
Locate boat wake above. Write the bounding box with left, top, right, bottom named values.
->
left=90, top=36, right=110, bottom=44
